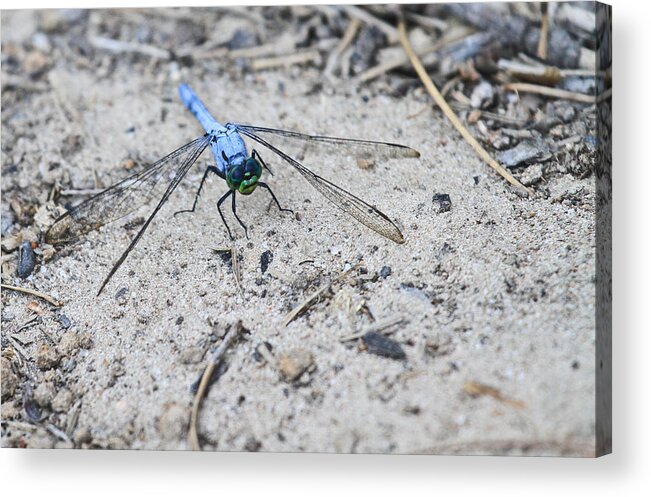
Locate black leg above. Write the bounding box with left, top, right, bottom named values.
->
left=231, top=191, right=249, bottom=239
left=217, top=190, right=235, bottom=240
left=253, top=149, right=274, bottom=177
left=174, top=165, right=221, bottom=216
left=258, top=182, right=294, bottom=214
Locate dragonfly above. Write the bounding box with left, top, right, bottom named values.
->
left=46, top=84, right=420, bottom=295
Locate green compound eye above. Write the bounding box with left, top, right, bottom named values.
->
left=227, top=158, right=262, bottom=195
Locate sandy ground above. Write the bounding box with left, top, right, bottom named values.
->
left=1, top=8, right=597, bottom=455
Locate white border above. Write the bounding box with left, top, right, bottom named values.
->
left=2, top=0, right=649, bottom=495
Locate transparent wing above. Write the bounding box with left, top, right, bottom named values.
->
left=234, top=124, right=420, bottom=161
left=46, top=135, right=210, bottom=244
left=237, top=128, right=405, bottom=244
left=46, top=135, right=211, bottom=295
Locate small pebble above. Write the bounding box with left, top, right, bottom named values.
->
left=559, top=76, right=595, bottom=95
left=73, top=426, right=92, bottom=445
left=51, top=388, right=74, bottom=413
left=158, top=403, right=188, bottom=441
left=260, top=250, right=273, bottom=274
left=57, top=314, right=72, bottom=329
left=2, top=235, right=21, bottom=253
left=62, top=357, right=76, bottom=372
left=1, top=209, right=14, bottom=236
left=491, top=134, right=511, bottom=150
left=31, top=32, right=52, bottom=52
left=432, top=193, right=452, bottom=213
left=553, top=103, right=576, bottom=123
left=520, top=164, right=544, bottom=186
left=499, top=138, right=551, bottom=168
left=470, top=80, right=495, bottom=109
left=379, top=266, right=392, bottom=279
left=33, top=381, right=56, bottom=407
left=179, top=346, right=204, bottom=364
left=1, top=357, right=18, bottom=399
left=23, top=389, right=42, bottom=422
left=278, top=349, right=314, bottom=382
left=361, top=332, right=406, bottom=360
left=115, top=287, right=129, bottom=300
left=351, top=25, right=387, bottom=73
left=244, top=437, right=262, bottom=452
left=35, top=343, right=59, bottom=370
left=58, top=330, right=81, bottom=356
left=22, top=51, right=50, bottom=77
left=17, top=240, right=36, bottom=278
left=227, top=28, right=258, bottom=50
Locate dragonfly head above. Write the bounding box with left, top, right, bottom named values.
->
left=227, top=157, right=262, bottom=195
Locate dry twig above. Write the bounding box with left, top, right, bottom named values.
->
left=324, top=18, right=361, bottom=78
left=212, top=247, right=243, bottom=295
left=339, top=316, right=407, bottom=342
left=397, top=22, right=532, bottom=196
left=537, top=4, right=549, bottom=60
left=282, top=262, right=361, bottom=326
left=342, top=5, right=400, bottom=43
left=355, top=26, right=473, bottom=84
left=251, top=50, right=322, bottom=71
left=188, top=322, right=244, bottom=451
left=1, top=284, right=62, bottom=307
left=463, top=381, right=526, bottom=409
left=504, top=82, right=611, bottom=104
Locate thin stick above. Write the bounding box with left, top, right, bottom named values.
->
left=447, top=101, right=528, bottom=126
left=356, top=26, right=473, bottom=84
left=251, top=50, right=322, bottom=71
left=537, top=4, right=549, bottom=60
left=343, top=5, right=400, bottom=44
left=405, top=11, right=448, bottom=32
left=254, top=342, right=278, bottom=369
left=397, top=22, right=532, bottom=196
left=212, top=247, right=243, bottom=295
left=46, top=423, right=72, bottom=443
left=231, top=246, right=243, bottom=295
left=1, top=284, right=62, bottom=307
left=324, top=18, right=361, bottom=77
left=504, top=82, right=611, bottom=104
left=60, top=188, right=105, bottom=196
left=339, top=316, right=407, bottom=342
left=282, top=262, right=360, bottom=327
left=188, top=322, right=244, bottom=451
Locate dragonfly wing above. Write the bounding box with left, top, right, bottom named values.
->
left=238, top=128, right=405, bottom=244
left=234, top=124, right=420, bottom=161
left=46, top=135, right=211, bottom=244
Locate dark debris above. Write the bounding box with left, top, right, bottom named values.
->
left=361, top=332, right=406, bottom=360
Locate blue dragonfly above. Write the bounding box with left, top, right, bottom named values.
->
left=46, top=84, right=420, bottom=295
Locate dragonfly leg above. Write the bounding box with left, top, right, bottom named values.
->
left=231, top=191, right=249, bottom=239
left=253, top=149, right=274, bottom=177
left=258, top=182, right=294, bottom=214
left=217, top=190, right=235, bottom=241
left=174, top=165, right=221, bottom=216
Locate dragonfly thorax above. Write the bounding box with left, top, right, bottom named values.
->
left=226, top=156, right=262, bottom=195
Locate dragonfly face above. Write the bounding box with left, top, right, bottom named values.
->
left=226, top=156, right=263, bottom=195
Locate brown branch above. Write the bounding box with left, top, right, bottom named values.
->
left=1, top=284, right=63, bottom=307
left=397, top=21, right=532, bottom=196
